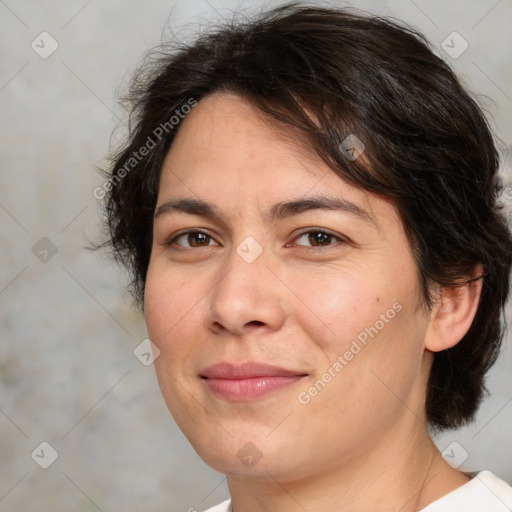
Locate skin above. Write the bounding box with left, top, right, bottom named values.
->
left=144, top=92, right=482, bottom=511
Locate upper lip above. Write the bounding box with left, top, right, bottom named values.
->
left=200, top=362, right=307, bottom=379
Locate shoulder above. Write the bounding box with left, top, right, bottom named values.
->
left=420, top=471, right=512, bottom=512
left=199, top=499, right=232, bottom=512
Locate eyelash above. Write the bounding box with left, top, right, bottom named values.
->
left=165, top=228, right=348, bottom=251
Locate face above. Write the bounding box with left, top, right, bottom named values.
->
left=145, top=92, right=433, bottom=482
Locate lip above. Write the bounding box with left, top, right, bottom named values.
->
left=200, top=362, right=307, bottom=401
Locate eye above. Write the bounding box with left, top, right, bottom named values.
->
left=293, top=229, right=346, bottom=248
left=168, top=230, right=217, bottom=248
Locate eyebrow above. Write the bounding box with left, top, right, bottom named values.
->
left=154, top=195, right=376, bottom=226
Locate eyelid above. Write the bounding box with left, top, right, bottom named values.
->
left=291, top=227, right=349, bottom=248
left=165, top=227, right=349, bottom=250
left=166, top=229, right=219, bottom=248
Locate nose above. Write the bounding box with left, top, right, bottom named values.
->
left=206, top=244, right=286, bottom=337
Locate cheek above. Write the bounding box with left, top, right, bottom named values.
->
left=144, top=274, right=171, bottom=344
left=144, top=268, right=203, bottom=409
left=144, top=265, right=195, bottom=350
left=298, top=265, right=425, bottom=388
left=295, top=269, right=384, bottom=350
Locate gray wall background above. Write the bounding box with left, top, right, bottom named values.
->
left=1, top=1, right=511, bottom=511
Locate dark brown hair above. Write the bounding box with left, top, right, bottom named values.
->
left=98, top=3, right=512, bottom=430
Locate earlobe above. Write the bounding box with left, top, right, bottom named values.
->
left=424, top=265, right=484, bottom=353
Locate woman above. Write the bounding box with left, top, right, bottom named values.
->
left=99, top=4, right=512, bottom=510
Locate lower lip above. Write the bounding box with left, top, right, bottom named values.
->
left=204, top=376, right=304, bottom=401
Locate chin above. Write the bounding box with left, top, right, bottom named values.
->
left=187, top=427, right=304, bottom=481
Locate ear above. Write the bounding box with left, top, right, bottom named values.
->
left=424, top=264, right=484, bottom=352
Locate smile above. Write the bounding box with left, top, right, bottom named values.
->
left=200, top=362, right=308, bottom=401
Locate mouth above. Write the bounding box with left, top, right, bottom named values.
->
left=200, top=362, right=308, bottom=401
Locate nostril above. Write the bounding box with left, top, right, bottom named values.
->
left=247, top=321, right=265, bottom=327
left=210, top=322, right=224, bottom=334
left=209, top=320, right=266, bottom=335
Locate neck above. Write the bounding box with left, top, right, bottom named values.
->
left=227, top=419, right=470, bottom=512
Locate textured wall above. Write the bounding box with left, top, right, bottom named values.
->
left=1, top=1, right=511, bottom=511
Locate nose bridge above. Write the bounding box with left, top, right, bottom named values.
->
left=207, top=236, right=284, bottom=334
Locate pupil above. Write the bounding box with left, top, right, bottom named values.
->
left=190, top=233, right=208, bottom=246
left=310, top=232, right=330, bottom=246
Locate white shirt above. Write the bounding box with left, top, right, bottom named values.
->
left=201, top=471, right=512, bottom=512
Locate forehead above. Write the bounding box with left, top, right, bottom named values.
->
left=158, top=91, right=399, bottom=229
left=160, top=91, right=323, bottom=183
